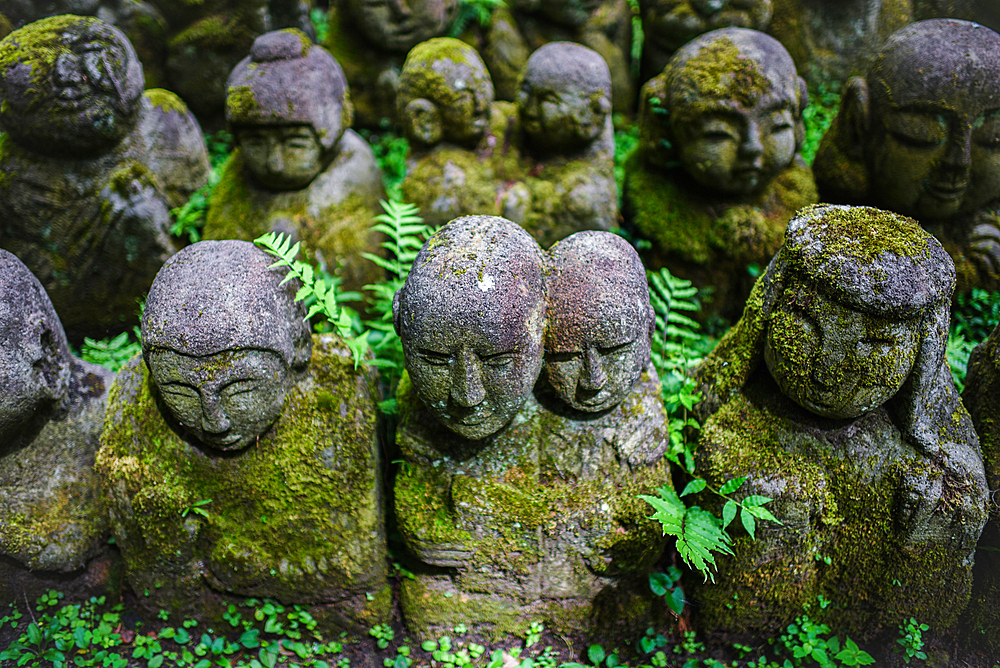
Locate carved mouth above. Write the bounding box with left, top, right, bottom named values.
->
left=925, top=181, right=967, bottom=202
left=55, top=86, right=87, bottom=102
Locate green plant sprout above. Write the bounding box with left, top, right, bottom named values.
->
left=648, top=569, right=685, bottom=616
left=895, top=618, right=929, bottom=664
left=253, top=231, right=370, bottom=366
left=449, top=0, right=506, bottom=36
left=180, top=498, right=212, bottom=519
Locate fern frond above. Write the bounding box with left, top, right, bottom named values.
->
left=639, top=488, right=732, bottom=583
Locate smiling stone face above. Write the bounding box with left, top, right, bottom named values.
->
left=394, top=215, right=545, bottom=440
left=864, top=20, right=1000, bottom=222
left=0, top=15, right=144, bottom=156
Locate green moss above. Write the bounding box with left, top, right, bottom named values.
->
left=168, top=14, right=253, bottom=49
left=143, top=88, right=189, bottom=115
left=226, top=86, right=261, bottom=120
left=398, top=38, right=490, bottom=110
left=670, top=37, right=772, bottom=124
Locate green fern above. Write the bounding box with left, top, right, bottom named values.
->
left=253, top=232, right=370, bottom=367
left=449, top=0, right=505, bottom=36
left=639, top=486, right=733, bottom=583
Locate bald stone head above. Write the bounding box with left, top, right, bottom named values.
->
left=142, top=240, right=312, bottom=451
left=0, top=250, right=73, bottom=445
left=393, top=216, right=545, bottom=440
left=639, top=27, right=806, bottom=194
left=517, top=42, right=612, bottom=156
left=397, top=37, right=494, bottom=148
left=0, top=14, right=144, bottom=156
left=544, top=231, right=654, bottom=412
left=854, top=19, right=1000, bottom=222
left=227, top=29, right=352, bottom=190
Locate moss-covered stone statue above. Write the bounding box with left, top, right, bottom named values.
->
left=623, top=27, right=817, bottom=321
left=96, top=240, right=388, bottom=632
left=813, top=19, right=1000, bottom=294
left=397, top=38, right=522, bottom=227
left=0, top=250, right=118, bottom=603
left=503, top=42, right=617, bottom=249
left=323, top=0, right=459, bottom=128
left=689, top=204, right=988, bottom=639
left=637, top=0, right=773, bottom=85
left=0, top=15, right=209, bottom=341
left=203, top=29, right=385, bottom=298
left=958, top=324, right=1000, bottom=653
left=765, top=0, right=913, bottom=88
left=392, top=218, right=671, bottom=641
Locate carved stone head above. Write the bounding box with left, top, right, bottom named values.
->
left=0, top=250, right=73, bottom=445
left=345, top=0, right=458, bottom=52
left=516, top=42, right=612, bottom=156
left=393, top=216, right=545, bottom=440
left=397, top=37, right=494, bottom=149
left=226, top=29, right=352, bottom=190
left=817, top=19, right=1000, bottom=222
left=543, top=231, right=654, bottom=412
left=141, top=240, right=312, bottom=451
left=638, top=27, right=806, bottom=195
left=0, top=14, right=144, bottom=157
left=640, top=0, right=773, bottom=55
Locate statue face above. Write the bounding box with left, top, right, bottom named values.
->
left=518, top=71, right=607, bottom=153
left=764, top=287, right=920, bottom=420
left=642, top=0, right=772, bottom=52
left=238, top=125, right=325, bottom=190
left=148, top=348, right=290, bottom=451
left=867, top=85, right=1000, bottom=222
left=672, top=89, right=796, bottom=195
left=351, top=0, right=457, bottom=51
left=402, top=294, right=543, bottom=440
left=545, top=303, right=650, bottom=412
left=440, top=83, right=492, bottom=146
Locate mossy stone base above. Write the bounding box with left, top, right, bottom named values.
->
left=691, top=369, right=978, bottom=640
left=622, top=154, right=817, bottom=321
left=394, top=367, right=672, bottom=642
left=96, top=335, right=388, bottom=635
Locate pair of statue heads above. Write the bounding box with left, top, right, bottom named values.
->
left=225, top=29, right=352, bottom=191
left=639, top=27, right=807, bottom=198
left=392, top=217, right=653, bottom=440
left=141, top=241, right=312, bottom=451
left=396, top=38, right=611, bottom=157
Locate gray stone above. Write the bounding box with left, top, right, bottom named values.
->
left=98, top=240, right=388, bottom=633
left=204, top=29, right=385, bottom=297
left=814, top=19, right=1000, bottom=293
left=0, top=249, right=117, bottom=602
left=690, top=204, right=988, bottom=639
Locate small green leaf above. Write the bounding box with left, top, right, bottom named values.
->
left=587, top=645, right=606, bottom=666
left=721, top=500, right=738, bottom=529
left=741, top=510, right=757, bottom=540
left=719, top=476, right=748, bottom=495
left=679, top=479, right=707, bottom=497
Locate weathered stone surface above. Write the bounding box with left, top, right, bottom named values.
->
left=814, top=19, right=1000, bottom=293
left=543, top=231, right=654, bottom=412
left=324, top=0, right=459, bottom=128
left=0, top=249, right=118, bottom=603
left=502, top=42, right=617, bottom=248
left=397, top=38, right=524, bottom=227
left=203, top=29, right=385, bottom=298
left=0, top=15, right=207, bottom=341
left=638, top=0, right=773, bottom=84
left=138, top=88, right=212, bottom=209
left=623, top=27, right=816, bottom=321
left=765, top=0, right=912, bottom=88
left=690, top=204, right=988, bottom=639
left=97, top=240, right=387, bottom=633
left=959, top=325, right=1000, bottom=653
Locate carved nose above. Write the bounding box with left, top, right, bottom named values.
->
left=942, top=131, right=973, bottom=174
left=451, top=348, right=486, bottom=408
left=54, top=52, right=84, bottom=85
left=201, top=395, right=231, bottom=434
left=579, top=346, right=607, bottom=391
left=266, top=145, right=284, bottom=174
left=739, top=121, right=764, bottom=158
left=389, top=0, right=411, bottom=17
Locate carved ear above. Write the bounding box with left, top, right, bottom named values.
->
left=591, top=93, right=611, bottom=117
left=392, top=289, right=402, bottom=336
left=32, top=321, right=69, bottom=402
left=840, top=77, right=871, bottom=160
left=403, top=98, right=442, bottom=146
left=794, top=76, right=809, bottom=151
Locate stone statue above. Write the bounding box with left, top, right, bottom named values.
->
left=638, top=0, right=773, bottom=84
left=323, top=0, right=459, bottom=128
left=504, top=42, right=617, bottom=248
left=813, top=19, right=1000, bottom=294
left=765, top=0, right=913, bottom=88
left=0, top=250, right=117, bottom=603
left=623, top=27, right=817, bottom=321
left=97, top=240, right=388, bottom=632
left=397, top=37, right=522, bottom=227
left=957, top=324, right=1000, bottom=654
left=392, top=218, right=672, bottom=641
left=0, top=15, right=209, bottom=341
left=915, top=0, right=1000, bottom=32
left=203, top=29, right=385, bottom=298
left=689, top=204, right=988, bottom=639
